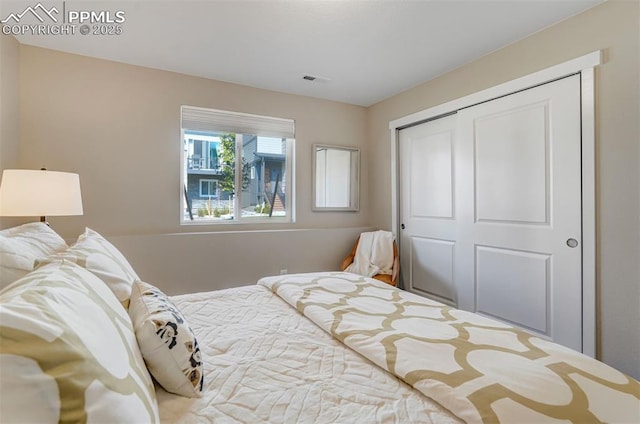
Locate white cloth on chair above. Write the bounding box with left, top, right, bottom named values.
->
left=345, top=230, right=394, bottom=277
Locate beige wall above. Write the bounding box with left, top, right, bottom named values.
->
left=18, top=45, right=369, bottom=237
left=0, top=33, right=19, bottom=171
left=12, top=45, right=372, bottom=307
left=367, top=1, right=639, bottom=379
left=0, top=33, right=26, bottom=229
left=15, top=45, right=371, bottom=290
left=109, top=226, right=373, bottom=295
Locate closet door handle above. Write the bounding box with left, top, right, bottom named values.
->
left=566, top=238, right=579, bottom=248
left=401, top=223, right=405, bottom=230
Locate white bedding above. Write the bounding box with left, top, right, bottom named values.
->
left=157, top=283, right=460, bottom=424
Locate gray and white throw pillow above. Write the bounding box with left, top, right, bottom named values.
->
left=128, top=280, right=204, bottom=398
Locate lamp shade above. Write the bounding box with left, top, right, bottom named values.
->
left=0, top=169, right=83, bottom=217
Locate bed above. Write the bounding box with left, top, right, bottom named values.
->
left=1, top=223, right=638, bottom=423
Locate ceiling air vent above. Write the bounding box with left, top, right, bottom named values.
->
left=303, top=75, right=317, bottom=81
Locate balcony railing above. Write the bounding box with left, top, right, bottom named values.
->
left=187, top=156, right=221, bottom=172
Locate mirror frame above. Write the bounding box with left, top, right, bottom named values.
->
left=312, top=144, right=360, bottom=212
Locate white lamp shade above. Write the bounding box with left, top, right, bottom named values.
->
left=0, top=170, right=83, bottom=217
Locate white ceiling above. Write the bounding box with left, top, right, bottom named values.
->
left=2, top=0, right=603, bottom=106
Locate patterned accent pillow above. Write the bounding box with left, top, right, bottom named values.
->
left=0, top=260, right=159, bottom=423
left=38, top=227, right=140, bottom=308
left=0, top=222, right=68, bottom=289
left=128, top=281, right=204, bottom=398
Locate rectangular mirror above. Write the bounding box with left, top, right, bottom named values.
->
left=312, top=144, right=359, bottom=211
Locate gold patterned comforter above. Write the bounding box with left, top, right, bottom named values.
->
left=258, top=272, right=640, bottom=423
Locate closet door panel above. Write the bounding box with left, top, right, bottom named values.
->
left=399, top=114, right=458, bottom=306
left=458, top=74, right=581, bottom=350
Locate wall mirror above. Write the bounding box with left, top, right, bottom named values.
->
left=312, top=144, right=360, bottom=211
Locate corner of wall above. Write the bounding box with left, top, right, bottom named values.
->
left=0, top=32, right=20, bottom=171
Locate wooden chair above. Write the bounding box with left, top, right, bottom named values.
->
left=341, top=236, right=399, bottom=286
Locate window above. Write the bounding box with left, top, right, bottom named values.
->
left=181, top=106, right=295, bottom=223
left=199, top=179, right=218, bottom=197
left=186, top=134, right=219, bottom=171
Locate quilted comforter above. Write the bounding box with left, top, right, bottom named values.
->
left=158, top=272, right=639, bottom=423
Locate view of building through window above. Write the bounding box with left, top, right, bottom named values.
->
left=183, top=130, right=290, bottom=222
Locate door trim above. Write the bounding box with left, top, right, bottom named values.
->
left=389, top=51, right=601, bottom=357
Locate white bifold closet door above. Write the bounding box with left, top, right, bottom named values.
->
left=399, top=74, right=583, bottom=351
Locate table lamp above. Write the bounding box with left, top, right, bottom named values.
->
left=0, top=169, right=83, bottom=223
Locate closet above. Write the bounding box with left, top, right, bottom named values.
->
left=391, top=53, right=600, bottom=354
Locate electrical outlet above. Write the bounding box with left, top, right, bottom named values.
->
left=280, top=269, right=288, bottom=275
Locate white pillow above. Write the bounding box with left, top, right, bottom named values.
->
left=128, top=281, right=204, bottom=398
left=0, top=222, right=68, bottom=289
left=0, top=260, right=159, bottom=423
left=39, top=227, right=139, bottom=308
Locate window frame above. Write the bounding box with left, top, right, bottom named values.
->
left=180, top=106, right=295, bottom=225
left=199, top=179, right=218, bottom=198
